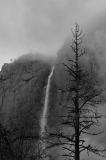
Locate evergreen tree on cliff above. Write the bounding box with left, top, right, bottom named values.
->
left=49, top=24, right=106, bottom=160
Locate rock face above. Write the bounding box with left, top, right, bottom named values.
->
left=0, top=52, right=70, bottom=160
left=48, top=51, right=68, bottom=128
left=0, top=59, right=51, bottom=159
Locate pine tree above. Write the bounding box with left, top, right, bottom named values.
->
left=48, top=24, right=106, bottom=160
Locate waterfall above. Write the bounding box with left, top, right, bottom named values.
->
left=40, top=66, right=54, bottom=136
left=38, top=66, right=54, bottom=159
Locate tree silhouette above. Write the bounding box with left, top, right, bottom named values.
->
left=48, top=24, right=106, bottom=160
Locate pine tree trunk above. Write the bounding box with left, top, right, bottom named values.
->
left=75, top=105, right=80, bottom=160
left=75, top=24, right=80, bottom=160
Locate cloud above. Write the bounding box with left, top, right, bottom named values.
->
left=0, top=0, right=106, bottom=67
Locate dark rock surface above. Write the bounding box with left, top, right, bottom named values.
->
left=0, top=59, right=51, bottom=159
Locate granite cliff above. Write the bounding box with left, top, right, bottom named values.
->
left=0, top=58, right=51, bottom=159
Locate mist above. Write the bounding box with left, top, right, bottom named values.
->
left=0, top=0, right=106, bottom=67
left=15, top=52, right=56, bottom=66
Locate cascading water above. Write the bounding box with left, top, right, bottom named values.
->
left=39, top=66, right=54, bottom=158
left=41, top=66, right=54, bottom=135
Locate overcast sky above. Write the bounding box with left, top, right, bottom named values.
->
left=0, top=0, right=106, bottom=67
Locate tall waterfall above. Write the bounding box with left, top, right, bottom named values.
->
left=39, top=66, right=54, bottom=159
left=40, top=66, right=54, bottom=136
